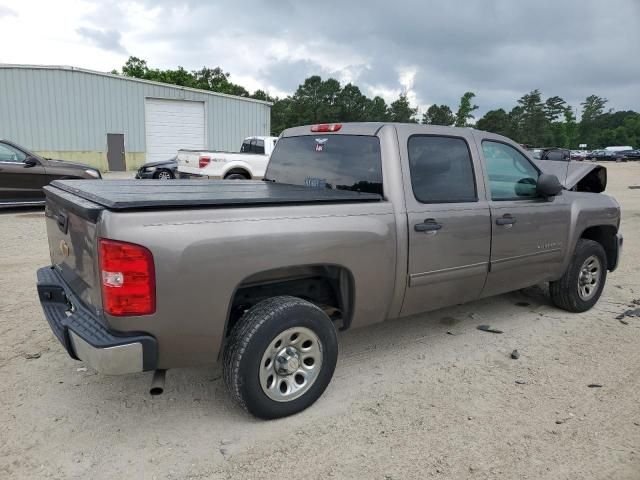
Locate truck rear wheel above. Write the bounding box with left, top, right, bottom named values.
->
left=549, top=239, right=607, bottom=312
left=223, top=296, right=338, bottom=419
left=224, top=170, right=249, bottom=180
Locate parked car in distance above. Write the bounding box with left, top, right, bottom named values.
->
left=0, top=140, right=101, bottom=207
left=135, top=157, right=177, bottom=179
left=541, top=148, right=571, bottom=161
left=570, top=150, right=587, bottom=161
left=621, top=149, right=640, bottom=160
left=529, top=148, right=570, bottom=161
left=37, top=123, right=622, bottom=419
left=177, top=136, right=279, bottom=180
left=589, top=150, right=624, bottom=161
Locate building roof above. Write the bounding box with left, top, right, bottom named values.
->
left=0, top=63, right=272, bottom=106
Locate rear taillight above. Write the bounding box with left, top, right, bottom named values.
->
left=99, top=238, right=155, bottom=316
left=310, top=123, right=342, bottom=132
left=199, top=156, right=211, bottom=168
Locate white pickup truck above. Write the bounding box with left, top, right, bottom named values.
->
left=177, top=136, right=279, bottom=180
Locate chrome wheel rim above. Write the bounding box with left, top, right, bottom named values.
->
left=157, top=171, right=172, bottom=180
left=259, top=326, right=323, bottom=402
left=578, top=255, right=601, bottom=301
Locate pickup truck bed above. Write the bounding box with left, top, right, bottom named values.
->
left=47, top=179, right=381, bottom=216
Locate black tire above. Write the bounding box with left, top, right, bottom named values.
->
left=549, top=239, right=607, bottom=313
left=153, top=169, right=174, bottom=180
left=224, top=172, right=249, bottom=180
left=223, top=296, right=338, bottom=419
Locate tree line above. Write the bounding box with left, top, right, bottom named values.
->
left=116, top=57, right=640, bottom=148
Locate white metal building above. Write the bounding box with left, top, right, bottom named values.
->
left=0, top=64, right=272, bottom=171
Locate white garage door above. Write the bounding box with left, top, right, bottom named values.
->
left=145, top=98, right=205, bottom=162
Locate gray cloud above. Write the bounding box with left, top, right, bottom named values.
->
left=0, top=5, right=17, bottom=17
left=101, top=0, right=640, bottom=114
left=77, top=27, right=126, bottom=54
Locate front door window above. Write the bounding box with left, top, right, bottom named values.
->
left=482, top=141, right=539, bottom=200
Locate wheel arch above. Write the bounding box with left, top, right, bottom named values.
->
left=223, top=263, right=356, bottom=347
left=579, top=225, right=618, bottom=271
left=223, top=163, right=252, bottom=179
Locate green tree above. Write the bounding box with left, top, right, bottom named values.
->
left=516, top=89, right=548, bottom=146
left=192, top=67, right=249, bottom=96
left=454, top=92, right=478, bottom=127
left=544, top=96, right=567, bottom=122
left=251, top=90, right=276, bottom=102
left=119, top=56, right=250, bottom=96
left=476, top=108, right=510, bottom=136
left=563, top=107, right=578, bottom=148
left=581, top=95, right=608, bottom=122
left=422, top=104, right=455, bottom=125
left=365, top=96, right=389, bottom=121
left=578, top=95, right=608, bottom=147
left=337, top=83, right=369, bottom=121
left=291, top=76, right=343, bottom=124
left=117, top=58, right=640, bottom=147
left=156, top=66, right=196, bottom=87
left=270, top=97, right=294, bottom=135
left=388, top=93, right=418, bottom=123
left=121, top=56, right=149, bottom=78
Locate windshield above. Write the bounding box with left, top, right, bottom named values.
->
left=265, top=135, right=383, bottom=195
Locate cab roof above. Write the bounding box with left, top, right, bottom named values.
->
left=281, top=123, right=477, bottom=137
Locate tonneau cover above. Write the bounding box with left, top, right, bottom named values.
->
left=47, top=179, right=382, bottom=210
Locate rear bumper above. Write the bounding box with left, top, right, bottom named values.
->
left=609, top=233, right=623, bottom=272
left=36, top=267, right=158, bottom=374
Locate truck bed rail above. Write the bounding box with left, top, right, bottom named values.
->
left=47, top=179, right=382, bottom=211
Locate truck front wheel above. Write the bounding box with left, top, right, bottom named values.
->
left=549, top=239, right=607, bottom=312
left=223, top=296, right=338, bottom=419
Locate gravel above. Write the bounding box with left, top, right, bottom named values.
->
left=1, top=164, right=639, bottom=479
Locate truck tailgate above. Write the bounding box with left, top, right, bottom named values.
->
left=43, top=185, right=103, bottom=313
left=177, top=150, right=202, bottom=171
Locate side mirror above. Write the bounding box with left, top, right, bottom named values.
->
left=24, top=157, right=39, bottom=168
left=536, top=173, right=563, bottom=198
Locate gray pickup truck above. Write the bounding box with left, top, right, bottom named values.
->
left=36, top=123, right=622, bottom=419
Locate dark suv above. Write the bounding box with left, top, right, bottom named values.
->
left=0, top=140, right=101, bottom=207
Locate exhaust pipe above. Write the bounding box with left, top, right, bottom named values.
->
left=149, top=369, right=166, bottom=396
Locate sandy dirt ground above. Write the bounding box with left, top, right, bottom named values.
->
left=1, top=164, right=639, bottom=479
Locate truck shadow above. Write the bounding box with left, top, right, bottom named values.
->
left=336, top=284, right=553, bottom=364
left=0, top=206, right=44, bottom=216
left=50, top=284, right=552, bottom=421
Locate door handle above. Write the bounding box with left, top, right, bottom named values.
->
left=496, top=214, right=516, bottom=226
left=414, top=219, right=442, bottom=232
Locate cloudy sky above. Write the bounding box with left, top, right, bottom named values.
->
left=1, top=0, right=639, bottom=117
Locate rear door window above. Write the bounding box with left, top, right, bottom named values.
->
left=407, top=136, right=477, bottom=203
left=265, top=135, right=383, bottom=195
